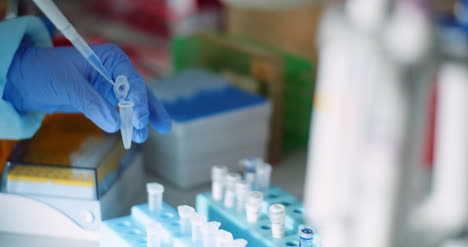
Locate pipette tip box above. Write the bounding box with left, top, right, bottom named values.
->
left=144, top=69, right=271, bottom=188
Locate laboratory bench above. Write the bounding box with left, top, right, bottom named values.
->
left=0, top=149, right=308, bottom=247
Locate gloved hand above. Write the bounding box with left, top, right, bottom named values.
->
left=3, top=43, right=172, bottom=143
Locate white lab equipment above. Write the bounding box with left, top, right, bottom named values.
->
left=245, top=191, right=264, bottom=223
left=215, top=230, right=234, bottom=247
left=269, top=204, right=286, bottom=239
left=146, top=222, right=163, bottom=247
left=212, top=165, right=228, bottom=201
left=201, top=221, right=221, bottom=247
left=191, top=213, right=208, bottom=242
left=255, top=162, right=272, bottom=191
left=146, top=183, right=164, bottom=213
left=177, top=205, right=196, bottom=235
left=31, top=0, right=133, bottom=150
left=235, top=180, right=250, bottom=212
left=224, top=173, right=241, bottom=208
left=303, top=0, right=438, bottom=247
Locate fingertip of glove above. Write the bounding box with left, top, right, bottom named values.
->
left=154, top=118, right=172, bottom=134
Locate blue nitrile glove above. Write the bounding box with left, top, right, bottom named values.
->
left=3, top=43, right=172, bottom=143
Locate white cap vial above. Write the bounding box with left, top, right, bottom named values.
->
left=191, top=213, right=208, bottom=242
left=177, top=205, right=196, bottom=235
left=269, top=204, right=286, bottom=238
left=224, top=172, right=241, bottom=208
left=147, top=183, right=164, bottom=213
left=255, top=162, right=272, bottom=191
left=146, top=222, right=163, bottom=247
left=239, top=157, right=261, bottom=185
left=235, top=180, right=250, bottom=212
left=299, top=225, right=315, bottom=247
left=215, top=230, right=233, bottom=247
left=212, top=165, right=228, bottom=201
left=230, top=239, right=248, bottom=247
left=245, top=191, right=264, bottom=223
left=201, top=221, right=221, bottom=247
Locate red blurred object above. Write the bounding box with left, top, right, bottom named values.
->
left=52, top=33, right=168, bottom=79
left=87, top=0, right=221, bottom=38
left=52, top=34, right=108, bottom=47
left=423, top=81, right=438, bottom=170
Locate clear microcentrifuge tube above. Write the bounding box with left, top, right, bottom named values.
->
left=245, top=191, right=264, bottom=223
left=224, top=172, right=241, bottom=208
left=230, top=239, right=248, bottom=247
left=235, top=180, right=250, bottom=212
left=177, top=205, right=196, bottom=235
left=191, top=213, right=207, bottom=242
left=212, top=165, right=228, bottom=201
left=215, top=230, right=233, bottom=247
left=147, top=183, right=164, bottom=213
left=298, top=225, right=315, bottom=247
left=146, top=222, right=163, bottom=247
left=201, top=221, right=221, bottom=247
left=115, top=75, right=133, bottom=150
left=255, top=162, right=272, bottom=191
left=118, top=100, right=134, bottom=150
left=240, top=157, right=262, bottom=185
left=269, top=204, right=286, bottom=238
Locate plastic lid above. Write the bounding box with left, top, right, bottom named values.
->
left=299, top=225, right=315, bottom=240
left=226, top=173, right=242, bottom=187
left=146, top=222, right=163, bottom=235
left=239, top=157, right=262, bottom=172
left=231, top=239, right=248, bottom=247
left=269, top=204, right=286, bottom=222
left=191, top=213, right=208, bottom=226
left=236, top=180, right=250, bottom=193
left=177, top=205, right=196, bottom=218
left=212, top=165, right=228, bottom=178
left=246, top=191, right=264, bottom=207
left=216, top=230, right=234, bottom=242
left=146, top=183, right=164, bottom=194
left=201, top=221, right=221, bottom=233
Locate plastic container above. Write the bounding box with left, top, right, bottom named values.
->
left=144, top=70, right=271, bottom=188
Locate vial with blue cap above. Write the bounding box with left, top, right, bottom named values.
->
left=299, top=225, right=315, bottom=247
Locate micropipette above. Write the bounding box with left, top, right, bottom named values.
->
left=32, top=0, right=133, bottom=149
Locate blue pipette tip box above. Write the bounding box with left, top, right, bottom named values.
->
left=196, top=186, right=314, bottom=247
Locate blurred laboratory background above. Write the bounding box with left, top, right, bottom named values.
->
left=0, top=0, right=467, bottom=246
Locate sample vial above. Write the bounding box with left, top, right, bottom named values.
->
left=191, top=213, right=207, bottom=242
left=239, top=157, right=261, bottom=185
left=177, top=205, right=196, bottom=235
left=224, top=172, right=241, bottom=208
left=118, top=100, right=134, bottom=150
left=212, top=165, right=228, bottom=201
left=201, top=221, right=221, bottom=247
left=147, top=183, right=164, bottom=213
left=255, top=162, right=272, bottom=191
left=298, top=225, right=315, bottom=247
left=269, top=204, right=286, bottom=238
left=235, top=180, right=250, bottom=212
left=146, top=222, right=163, bottom=247
left=230, top=239, right=248, bottom=247
left=215, top=230, right=234, bottom=247
left=245, top=191, right=264, bottom=223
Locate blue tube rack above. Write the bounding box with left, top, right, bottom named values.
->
left=101, top=202, right=198, bottom=247
left=196, top=186, right=320, bottom=247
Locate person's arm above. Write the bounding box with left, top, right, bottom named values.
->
left=0, top=16, right=52, bottom=140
